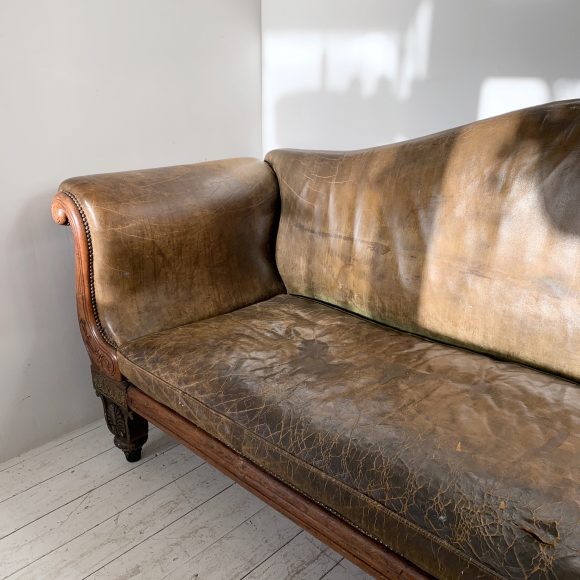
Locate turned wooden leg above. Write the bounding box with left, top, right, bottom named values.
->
left=100, top=396, right=148, bottom=462
left=91, top=367, right=148, bottom=462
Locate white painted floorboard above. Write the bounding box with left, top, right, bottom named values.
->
left=0, top=420, right=372, bottom=580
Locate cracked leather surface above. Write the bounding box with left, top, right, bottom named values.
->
left=118, top=295, right=580, bottom=580
left=266, top=100, right=580, bottom=382
left=59, top=158, right=285, bottom=344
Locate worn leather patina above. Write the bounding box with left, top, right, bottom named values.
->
left=59, top=158, right=285, bottom=345
left=118, top=294, right=580, bottom=580
left=267, top=100, right=580, bottom=381
left=54, top=100, right=580, bottom=579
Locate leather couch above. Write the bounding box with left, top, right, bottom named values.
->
left=52, top=100, right=580, bottom=579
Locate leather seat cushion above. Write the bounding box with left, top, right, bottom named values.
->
left=118, top=295, right=580, bottom=579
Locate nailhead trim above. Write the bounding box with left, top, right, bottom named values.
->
left=61, top=190, right=117, bottom=349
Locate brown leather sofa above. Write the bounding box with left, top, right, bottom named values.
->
left=52, top=100, right=580, bottom=579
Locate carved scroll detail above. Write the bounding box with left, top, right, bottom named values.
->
left=51, top=191, right=121, bottom=380
left=100, top=395, right=148, bottom=462
left=92, top=367, right=128, bottom=409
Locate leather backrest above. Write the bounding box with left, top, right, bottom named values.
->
left=267, top=100, right=580, bottom=381
left=60, top=158, right=284, bottom=345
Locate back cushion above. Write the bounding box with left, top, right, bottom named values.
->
left=266, top=100, right=580, bottom=381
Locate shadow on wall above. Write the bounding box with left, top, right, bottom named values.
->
left=262, top=0, right=580, bottom=152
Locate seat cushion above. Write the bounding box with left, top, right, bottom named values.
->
left=118, top=295, right=580, bottom=579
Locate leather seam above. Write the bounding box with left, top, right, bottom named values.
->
left=61, top=190, right=117, bottom=349
left=119, top=294, right=289, bottom=349
left=290, top=294, right=578, bottom=385
left=118, top=352, right=502, bottom=579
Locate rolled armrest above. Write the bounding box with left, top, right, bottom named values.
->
left=52, top=158, right=284, bottom=378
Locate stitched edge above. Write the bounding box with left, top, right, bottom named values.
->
left=61, top=190, right=117, bottom=349
left=118, top=352, right=502, bottom=579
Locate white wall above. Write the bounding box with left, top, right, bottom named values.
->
left=0, top=0, right=262, bottom=462
left=262, top=0, right=580, bottom=152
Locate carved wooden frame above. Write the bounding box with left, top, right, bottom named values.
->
left=52, top=191, right=121, bottom=380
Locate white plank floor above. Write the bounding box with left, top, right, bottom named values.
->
left=0, top=420, right=372, bottom=580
